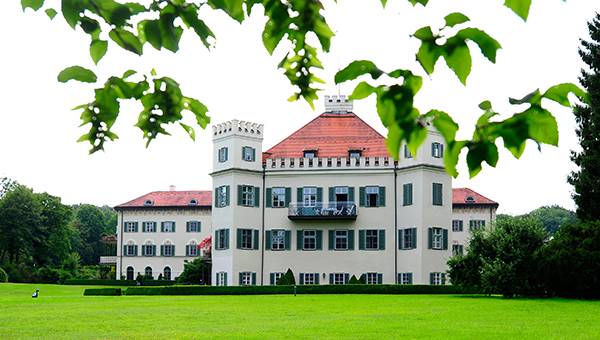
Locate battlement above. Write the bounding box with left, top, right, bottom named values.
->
left=212, top=119, right=264, bottom=140
left=324, top=95, right=353, bottom=114
left=264, top=156, right=395, bottom=171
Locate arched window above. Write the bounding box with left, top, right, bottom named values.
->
left=126, top=266, right=134, bottom=280
left=186, top=240, right=199, bottom=257
left=164, top=267, right=171, bottom=281
left=145, top=266, right=153, bottom=279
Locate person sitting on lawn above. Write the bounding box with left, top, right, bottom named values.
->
left=32, top=289, right=39, bottom=298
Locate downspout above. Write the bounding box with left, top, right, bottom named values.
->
left=260, top=164, right=266, bottom=286
left=119, top=210, right=123, bottom=280
left=393, top=162, right=398, bottom=284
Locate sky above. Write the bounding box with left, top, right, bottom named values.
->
left=0, top=1, right=597, bottom=215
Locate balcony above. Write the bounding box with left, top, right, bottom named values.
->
left=99, top=256, right=117, bottom=264
left=288, top=202, right=357, bottom=220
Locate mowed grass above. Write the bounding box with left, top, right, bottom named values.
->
left=1, top=283, right=599, bottom=339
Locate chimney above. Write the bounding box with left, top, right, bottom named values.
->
left=169, top=185, right=176, bottom=192
left=324, top=94, right=353, bottom=114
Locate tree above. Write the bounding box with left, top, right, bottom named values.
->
left=526, top=205, right=577, bottom=234
left=0, top=177, right=18, bottom=199
left=177, top=258, right=210, bottom=284
left=71, top=204, right=115, bottom=265
left=33, top=193, right=74, bottom=267
left=0, top=185, right=42, bottom=263
left=277, top=268, right=296, bottom=285
left=448, top=216, right=547, bottom=297
left=18, top=0, right=585, bottom=177
left=568, top=13, right=600, bottom=221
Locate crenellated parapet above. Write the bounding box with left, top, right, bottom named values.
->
left=212, top=119, right=264, bottom=140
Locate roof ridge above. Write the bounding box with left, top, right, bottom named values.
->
left=264, top=112, right=328, bottom=154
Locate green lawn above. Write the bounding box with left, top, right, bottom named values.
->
left=1, top=283, right=599, bottom=339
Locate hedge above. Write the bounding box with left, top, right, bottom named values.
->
left=64, top=279, right=176, bottom=286
left=125, top=284, right=477, bottom=296
left=84, top=288, right=122, bottom=296
left=0, top=267, right=7, bottom=283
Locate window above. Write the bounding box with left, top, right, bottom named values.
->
left=163, top=267, right=171, bottom=281
left=161, top=243, right=175, bottom=257
left=161, top=221, right=175, bottom=233
left=240, top=272, right=253, bottom=286
left=271, top=187, right=286, bottom=208
left=142, top=243, right=155, bottom=256
left=144, top=199, right=153, bottom=206
left=365, top=230, right=379, bottom=250
left=187, top=221, right=201, bottom=232
left=271, top=230, right=285, bottom=250
left=399, top=273, right=413, bottom=285
left=453, top=244, right=464, bottom=256
left=239, top=229, right=253, bottom=249
left=432, top=142, right=444, bottom=158
left=432, top=228, right=443, bottom=250
left=303, top=187, right=317, bottom=207
left=216, top=185, right=230, bottom=207
left=303, top=230, right=317, bottom=250
left=365, top=186, right=379, bottom=207
left=401, top=228, right=417, bottom=250
left=304, top=150, right=317, bottom=158
left=469, top=220, right=486, bottom=231
left=142, top=222, right=155, bottom=233
left=189, top=199, right=198, bottom=206
left=404, top=144, right=412, bottom=159
left=186, top=241, right=199, bottom=256
left=430, top=272, right=445, bottom=285
left=271, top=272, right=284, bottom=285
left=124, top=243, right=137, bottom=256
left=126, top=266, right=134, bottom=280
left=216, top=272, right=227, bottom=286
left=242, top=146, right=255, bottom=162
left=218, top=147, right=228, bottom=162
left=403, top=183, right=413, bottom=206
left=349, top=150, right=361, bottom=158
left=452, top=220, right=463, bottom=232
left=144, top=266, right=153, bottom=278
left=432, top=183, right=443, bottom=206
left=366, top=273, right=381, bottom=285
left=215, top=229, right=229, bottom=250
left=124, top=222, right=138, bottom=233
left=332, top=273, right=347, bottom=285
left=241, top=185, right=255, bottom=206
left=334, top=230, right=348, bottom=250
left=302, top=273, right=317, bottom=285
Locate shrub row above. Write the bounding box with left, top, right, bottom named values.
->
left=83, top=288, right=122, bottom=296
left=124, top=284, right=477, bottom=296
left=65, top=279, right=176, bottom=286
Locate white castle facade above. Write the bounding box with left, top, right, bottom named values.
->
left=113, top=96, right=498, bottom=285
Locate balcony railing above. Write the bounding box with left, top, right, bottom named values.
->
left=99, top=256, right=117, bottom=264
left=288, top=202, right=357, bottom=220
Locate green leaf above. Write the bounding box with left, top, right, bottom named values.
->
left=109, top=5, right=132, bottom=27
left=180, top=6, right=215, bottom=49
left=335, top=60, right=384, bottom=84
left=185, top=98, right=210, bottom=128
left=416, top=42, right=442, bottom=75
left=208, top=0, right=245, bottom=23
left=350, top=82, right=376, bottom=100
left=408, top=0, right=429, bottom=6
left=45, top=8, right=57, bottom=19
left=509, top=89, right=542, bottom=105
left=314, top=20, right=335, bottom=52
left=139, top=20, right=162, bottom=50
left=504, top=0, right=532, bottom=21
left=122, top=70, right=137, bottom=79
left=457, top=28, right=502, bottom=63
left=479, top=100, right=492, bottom=110
left=61, top=0, right=84, bottom=29
left=445, top=140, right=467, bottom=177
left=543, top=83, right=588, bottom=107
left=179, top=122, right=196, bottom=141
left=522, top=107, right=559, bottom=146
left=109, top=28, right=143, bottom=55
left=444, top=12, right=470, bottom=28
left=21, top=0, right=44, bottom=11
left=429, top=110, right=459, bottom=142
left=443, top=42, right=471, bottom=85
left=90, top=39, right=108, bottom=64
left=57, top=66, right=97, bottom=83
left=413, top=26, right=435, bottom=41
left=467, top=141, right=499, bottom=178
left=158, top=12, right=183, bottom=52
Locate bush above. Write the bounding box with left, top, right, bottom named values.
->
left=83, top=288, right=122, bottom=296
left=348, top=275, right=361, bottom=284
left=125, top=284, right=475, bottom=296
left=177, top=258, right=210, bottom=285
left=33, top=267, right=61, bottom=284
left=0, top=267, right=7, bottom=282
left=3, top=263, right=33, bottom=283
left=277, top=268, right=295, bottom=285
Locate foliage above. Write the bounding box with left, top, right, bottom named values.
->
left=348, top=275, right=361, bottom=284
left=539, top=221, right=600, bottom=299
left=568, top=13, right=600, bottom=221
left=19, top=1, right=585, bottom=177
left=83, top=288, right=122, bottom=296
left=0, top=267, right=7, bottom=282
left=32, top=267, right=61, bottom=284
left=276, top=268, right=296, bottom=285
left=526, top=205, right=577, bottom=234
left=0, top=177, right=19, bottom=199
left=448, top=216, right=547, bottom=297
left=71, top=204, right=117, bottom=265
left=177, top=258, right=210, bottom=284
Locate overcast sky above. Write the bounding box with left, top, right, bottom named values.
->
left=0, top=1, right=597, bottom=214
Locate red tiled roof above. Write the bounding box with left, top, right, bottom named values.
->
left=263, top=112, right=389, bottom=159
left=115, top=190, right=212, bottom=209
left=452, top=188, right=498, bottom=206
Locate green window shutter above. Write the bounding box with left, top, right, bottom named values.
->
left=186, top=222, right=190, bottom=232
left=160, top=245, right=164, bottom=256
left=285, top=187, right=291, bottom=207
left=133, top=245, right=138, bottom=256
left=412, top=228, right=417, bottom=249
left=440, top=144, right=444, bottom=157
left=378, top=187, right=385, bottom=207
left=359, top=230, right=365, bottom=250
left=299, top=273, right=304, bottom=285
left=441, top=273, right=446, bottom=285
left=329, top=273, right=333, bottom=284
left=152, top=245, right=156, bottom=256
left=328, top=187, right=335, bottom=204
left=431, top=143, right=435, bottom=156
left=442, top=229, right=448, bottom=250
left=236, top=229, right=242, bottom=249
left=398, top=229, right=404, bottom=250
left=239, top=272, right=243, bottom=285
left=252, top=272, right=257, bottom=285
left=161, top=222, right=165, bottom=232
left=253, top=229, right=259, bottom=249
left=348, top=230, right=355, bottom=250
left=297, top=230, right=303, bottom=250
left=266, top=188, right=272, bottom=208
left=214, top=190, right=218, bottom=207
left=397, top=273, right=401, bottom=284
left=348, top=187, right=355, bottom=203
left=237, top=185, right=243, bottom=206
left=224, top=272, right=228, bottom=286
left=225, top=229, right=230, bottom=249
left=297, top=187, right=303, bottom=205
left=430, top=273, right=434, bottom=285
left=328, top=230, right=335, bottom=250
left=344, top=273, right=349, bottom=284
left=315, top=273, right=320, bottom=285
left=316, top=187, right=323, bottom=206
left=402, top=184, right=407, bottom=205
left=408, top=273, right=413, bottom=284
left=225, top=186, right=230, bottom=206
left=254, top=187, right=260, bottom=207
left=428, top=228, right=433, bottom=249
left=134, top=222, right=138, bottom=232
left=265, top=230, right=272, bottom=250
left=284, top=230, right=291, bottom=250
left=377, top=273, right=383, bottom=284
left=172, top=222, right=176, bottom=233
left=359, top=187, right=365, bottom=206
left=378, top=230, right=386, bottom=250
left=270, top=273, right=275, bottom=285
left=123, top=245, right=127, bottom=256
left=316, top=230, right=323, bottom=250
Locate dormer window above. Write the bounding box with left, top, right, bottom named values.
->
left=304, top=150, right=317, bottom=159
left=144, top=199, right=154, bottom=206
left=465, top=196, right=475, bottom=203
left=349, top=150, right=362, bottom=159
left=189, top=199, right=198, bottom=206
